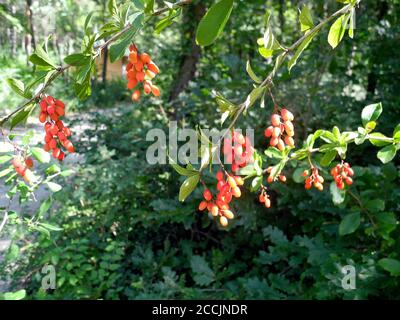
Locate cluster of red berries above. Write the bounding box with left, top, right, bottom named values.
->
left=331, top=162, right=354, bottom=190
left=223, top=131, right=255, bottom=173
left=302, top=167, right=324, bottom=191
left=39, top=95, right=74, bottom=161
left=264, top=108, right=295, bottom=150
left=198, top=171, right=244, bottom=227
left=11, top=157, right=34, bottom=183
left=126, top=44, right=161, bottom=102
left=258, top=188, right=271, bottom=208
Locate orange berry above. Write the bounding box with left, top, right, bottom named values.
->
left=136, top=72, right=145, bottom=82
left=203, top=189, right=212, bottom=201
left=267, top=175, right=274, bottom=183
left=140, top=53, right=151, bottom=64
left=54, top=100, right=65, bottom=109
left=143, top=81, right=152, bottom=95
left=65, top=140, right=75, bottom=153
left=277, top=139, right=285, bottom=151
left=199, top=201, right=208, bottom=211
left=46, top=96, right=55, bottom=105
left=145, top=69, right=156, bottom=79
left=271, top=114, right=280, bottom=127
left=39, top=112, right=47, bottom=123
left=272, top=127, right=281, bottom=138
left=25, top=158, right=34, bottom=169
left=259, top=194, right=265, bottom=203
left=147, top=62, right=159, bottom=74
left=211, top=205, right=219, bottom=217
left=127, top=79, right=138, bottom=90
left=223, top=210, right=234, bottom=220
left=151, top=85, right=161, bottom=97
left=270, top=137, right=279, bottom=147
left=40, top=100, right=47, bottom=111
left=52, top=148, right=61, bottom=159
left=227, top=176, right=237, bottom=188
left=345, top=177, right=353, bottom=185
left=281, top=108, right=294, bottom=121
left=55, top=106, right=65, bottom=117
left=232, top=186, right=241, bottom=198
left=57, top=151, right=65, bottom=161
left=49, top=139, right=57, bottom=149
left=47, top=105, right=55, bottom=115
left=264, top=126, right=273, bottom=138
left=265, top=198, right=271, bottom=208
left=132, top=90, right=141, bottom=101
left=284, top=136, right=294, bottom=147
left=219, top=216, right=228, bottom=227
left=234, top=176, right=244, bottom=186
left=216, top=171, right=224, bottom=181
left=129, top=51, right=138, bottom=63
left=279, top=175, right=287, bottom=182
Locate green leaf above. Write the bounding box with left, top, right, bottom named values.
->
left=6, top=78, right=32, bottom=99
left=365, top=199, right=385, bottom=212
left=299, top=6, right=313, bottom=32
left=245, top=86, right=265, bottom=109
left=0, top=168, right=13, bottom=178
left=348, top=7, right=355, bottom=38
left=169, top=158, right=198, bottom=176
left=144, top=0, right=154, bottom=14
left=377, top=145, right=397, bottom=164
left=196, top=0, right=234, bottom=47
left=330, top=182, right=346, bottom=205
left=10, top=104, right=35, bottom=130
left=31, top=147, right=51, bottom=163
left=46, top=182, right=62, bottom=193
left=109, top=13, right=143, bottom=62
left=179, top=174, right=200, bottom=202
left=0, top=155, right=12, bottom=165
left=328, top=14, right=350, bottom=49
left=250, top=176, right=262, bottom=192
left=190, top=255, right=215, bottom=286
left=320, top=150, right=337, bottom=167
left=246, top=61, right=262, bottom=84
left=64, top=53, right=91, bottom=66
left=361, top=102, right=382, bottom=126
left=339, top=212, right=360, bottom=236
left=38, top=222, right=63, bottom=232
left=378, top=258, right=400, bottom=276
left=29, top=44, right=57, bottom=68
left=368, top=133, right=391, bottom=147
left=132, top=0, right=144, bottom=10
left=264, top=147, right=283, bottom=159
left=38, top=198, right=52, bottom=218
left=288, top=31, right=316, bottom=72
left=4, top=290, right=26, bottom=300
left=258, top=47, right=274, bottom=59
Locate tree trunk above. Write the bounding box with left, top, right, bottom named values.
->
left=168, top=4, right=205, bottom=120
left=26, top=0, right=36, bottom=50
left=102, top=46, right=108, bottom=85
left=10, top=5, right=17, bottom=57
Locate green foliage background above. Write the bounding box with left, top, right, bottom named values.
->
left=1, top=0, right=400, bottom=299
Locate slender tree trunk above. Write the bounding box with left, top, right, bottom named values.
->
left=101, top=0, right=108, bottom=86
left=168, top=3, right=205, bottom=121
left=10, top=5, right=17, bottom=57
left=102, top=46, right=108, bottom=85
left=26, top=0, right=36, bottom=50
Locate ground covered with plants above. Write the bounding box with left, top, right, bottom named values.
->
left=0, top=0, right=399, bottom=300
